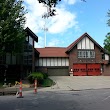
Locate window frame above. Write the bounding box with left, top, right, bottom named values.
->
left=78, top=50, right=95, bottom=58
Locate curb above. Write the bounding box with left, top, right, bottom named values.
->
left=0, top=87, right=34, bottom=96
left=0, top=89, right=17, bottom=96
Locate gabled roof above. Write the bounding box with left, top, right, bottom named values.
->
left=36, top=33, right=108, bottom=58
left=25, top=27, right=38, bottom=42
left=36, top=47, right=68, bottom=57
left=66, top=33, right=105, bottom=53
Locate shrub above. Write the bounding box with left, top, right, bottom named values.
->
left=41, top=78, right=54, bottom=87
left=42, top=73, right=48, bottom=79
left=27, top=72, right=44, bottom=84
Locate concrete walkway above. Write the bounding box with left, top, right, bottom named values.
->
left=47, top=76, right=110, bottom=91
left=1, top=76, right=110, bottom=94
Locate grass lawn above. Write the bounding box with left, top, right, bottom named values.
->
left=41, top=78, right=54, bottom=87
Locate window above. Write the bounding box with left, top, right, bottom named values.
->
left=24, top=44, right=32, bottom=52
left=90, top=51, right=95, bottom=58
left=78, top=51, right=82, bottom=58
left=28, top=45, right=32, bottom=50
left=102, top=54, right=105, bottom=59
left=78, top=51, right=95, bottom=58
left=23, top=54, right=32, bottom=65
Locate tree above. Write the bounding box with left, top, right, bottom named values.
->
left=0, top=0, right=26, bottom=54
left=104, top=32, right=110, bottom=53
left=104, top=10, right=110, bottom=53
left=38, top=0, right=61, bottom=7
left=37, top=0, right=61, bottom=17
left=37, top=0, right=86, bottom=17
left=107, top=10, right=110, bottom=27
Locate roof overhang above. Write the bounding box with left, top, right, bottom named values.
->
left=25, top=27, right=38, bottom=42
left=66, top=33, right=106, bottom=53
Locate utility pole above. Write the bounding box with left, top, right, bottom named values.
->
left=42, top=2, right=57, bottom=47
left=42, top=5, right=49, bottom=47
left=43, top=19, right=48, bottom=47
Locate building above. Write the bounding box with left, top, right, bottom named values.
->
left=36, top=33, right=110, bottom=76
left=1, top=31, right=110, bottom=81
left=0, top=27, right=39, bottom=81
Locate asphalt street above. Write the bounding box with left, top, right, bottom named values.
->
left=0, top=89, right=110, bottom=110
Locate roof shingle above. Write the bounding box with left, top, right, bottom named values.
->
left=36, top=47, right=68, bottom=57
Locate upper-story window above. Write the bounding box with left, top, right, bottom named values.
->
left=24, top=44, right=32, bottom=51
left=26, top=36, right=29, bottom=42
left=78, top=51, right=95, bottom=58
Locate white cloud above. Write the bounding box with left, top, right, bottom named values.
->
left=64, top=0, right=76, bottom=5
left=24, top=0, right=78, bottom=34
left=47, top=39, right=60, bottom=47
left=24, top=0, right=79, bottom=47
left=34, top=36, right=44, bottom=48
left=48, top=7, right=77, bottom=33
left=35, top=37, right=61, bottom=47
left=24, top=0, right=47, bottom=33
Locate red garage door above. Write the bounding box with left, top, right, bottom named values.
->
left=87, top=64, right=101, bottom=76
left=73, top=64, right=101, bottom=76
left=73, top=64, right=87, bottom=76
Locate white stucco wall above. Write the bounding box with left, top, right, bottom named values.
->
left=36, top=57, right=69, bottom=66
left=77, top=37, right=94, bottom=49
left=105, top=54, right=109, bottom=60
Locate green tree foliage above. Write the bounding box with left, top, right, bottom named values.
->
left=104, top=32, right=110, bottom=53
left=107, top=10, right=110, bottom=27
left=0, top=0, right=26, bottom=54
left=104, top=10, right=110, bottom=53
left=37, top=0, right=86, bottom=17
left=38, top=0, right=61, bottom=17
left=38, top=0, right=61, bottom=7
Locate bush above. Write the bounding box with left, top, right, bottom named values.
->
left=41, top=78, right=54, bottom=87
left=42, top=73, right=48, bottom=79
left=27, top=72, right=44, bottom=84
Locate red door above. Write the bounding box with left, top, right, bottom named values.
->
left=73, top=64, right=101, bottom=76
left=87, top=64, right=101, bottom=76
left=73, top=64, right=87, bottom=76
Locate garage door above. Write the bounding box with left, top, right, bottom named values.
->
left=87, top=64, right=101, bottom=76
left=48, top=68, right=69, bottom=76
left=73, top=64, right=101, bottom=76
left=73, top=64, right=86, bottom=76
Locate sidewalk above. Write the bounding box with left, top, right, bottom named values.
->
left=0, top=81, right=33, bottom=96
left=1, top=76, right=110, bottom=95
left=47, top=76, right=110, bottom=91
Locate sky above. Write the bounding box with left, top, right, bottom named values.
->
left=23, top=0, right=110, bottom=48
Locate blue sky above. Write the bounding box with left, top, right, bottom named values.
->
left=24, top=0, right=110, bottom=48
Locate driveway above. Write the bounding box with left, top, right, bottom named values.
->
left=49, top=76, right=110, bottom=91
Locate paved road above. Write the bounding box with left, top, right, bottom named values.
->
left=1, top=76, right=110, bottom=110
left=49, top=76, right=110, bottom=90
left=0, top=89, right=110, bottom=110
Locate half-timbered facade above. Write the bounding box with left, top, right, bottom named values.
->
left=36, top=33, right=110, bottom=76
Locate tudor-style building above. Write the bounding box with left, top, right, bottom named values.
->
left=36, top=33, right=110, bottom=76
